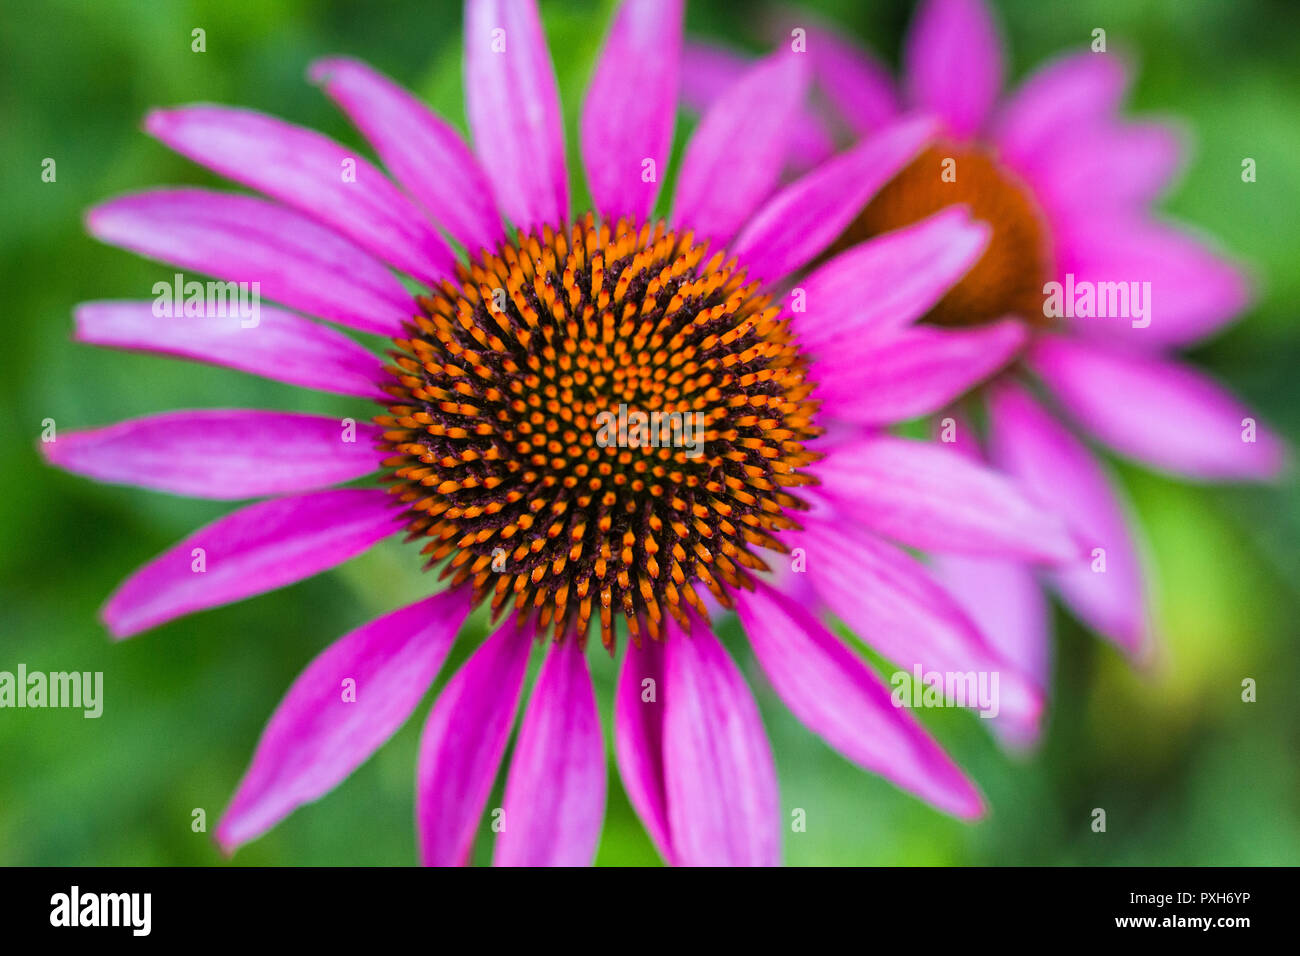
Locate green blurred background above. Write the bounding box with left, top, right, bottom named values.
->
left=2, top=0, right=1297, bottom=865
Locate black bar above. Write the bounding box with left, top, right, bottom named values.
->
left=0, top=865, right=1282, bottom=941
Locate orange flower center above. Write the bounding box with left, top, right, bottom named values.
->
left=375, top=215, right=821, bottom=646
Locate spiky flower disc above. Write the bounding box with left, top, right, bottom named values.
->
left=376, top=215, right=821, bottom=647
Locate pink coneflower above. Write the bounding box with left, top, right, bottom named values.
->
left=686, top=0, right=1286, bottom=746
left=43, top=0, right=1078, bottom=865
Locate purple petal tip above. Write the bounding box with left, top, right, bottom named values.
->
left=306, top=57, right=345, bottom=85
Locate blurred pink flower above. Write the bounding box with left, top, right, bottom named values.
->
left=685, top=0, right=1286, bottom=748
left=43, top=0, right=1082, bottom=864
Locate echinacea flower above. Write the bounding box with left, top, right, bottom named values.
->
left=686, top=0, right=1286, bottom=747
left=44, top=0, right=1079, bottom=865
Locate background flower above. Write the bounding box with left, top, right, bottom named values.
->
left=3, top=0, right=1298, bottom=865
left=685, top=0, right=1290, bottom=751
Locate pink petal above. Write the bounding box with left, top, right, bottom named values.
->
left=145, top=106, right=455, bottom=285
left=813, top=434, right=1079, bottom=562
left=1054, top=216, right=1253, bottom=351
left=923, top=417, right=1054, bottom=720
left=732, top=115, right=938, bottom=283
left=464, top=0, right=568, bottom=231
left=794, top=518, right=1042, bottom=733
left=86, top=189, right=413, bottom=337
left=1025, top=120, right=1183, bottom=214
left=308, top=57, right=503, bottom=254
left=216, top=590, right=468, bottom=851
left=416, top=617, right=534, bottom=866
left=992, top=52, right=1129, bottom=168
left=1030, top=336, right=1285, bottom=481
left=927, top=552, right=1050, bottom=749
left=792, top=207, right=990, bottom=353
left=672, top=51, right=809, bottom=247
left=737, top=582, right=985, bottom=819
left=41, top=409, right=383, bottom=500
left=581, top=0, right=683, bottom=224
left=74, top=301, right=387, bottom=398
left=678, top=40, right=748, bottom=111
left=494, top=639, right=605, bottom=866
left=813, top=318, right=1027, bottom=425
left=802, top=24, right=899, bottom=134
left=613, top=634, right=674, bottom=864
left=904, top=0, right=1003, bottom=139
left=664, top=619, right=779, bottom=866
left=679, top=41, right=833, bottom=175
left=987, top=380, right=1149, bottom=653
left=101, top=488, right=402, bottom=638
left=928, top=554, right=1050, bottom=692
left=927, top=403, right=985, bottom=461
